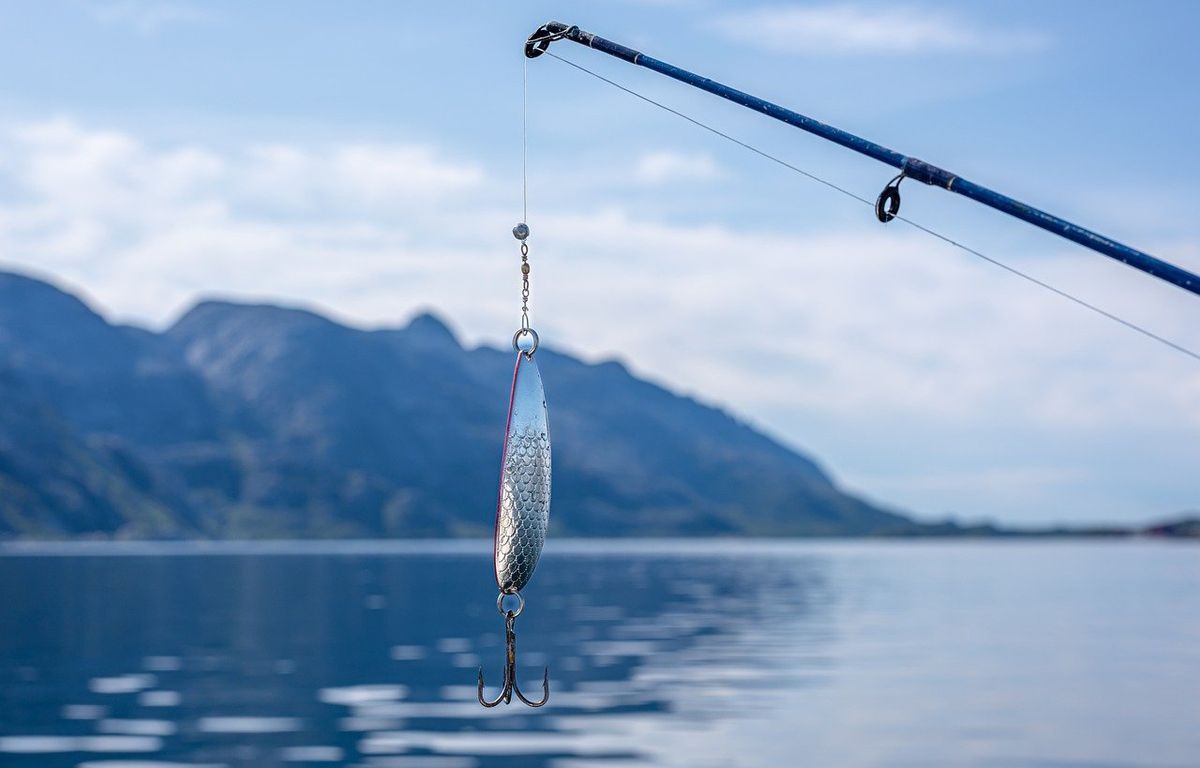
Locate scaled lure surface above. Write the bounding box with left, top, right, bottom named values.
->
left=494, top=349, right=551, bottom=594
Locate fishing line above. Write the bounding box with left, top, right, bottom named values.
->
left=522, top=53, right=528, bottom=224
left=544, top=51, right=1200, bottom=365
left=475, top=46, right=552, bottom=709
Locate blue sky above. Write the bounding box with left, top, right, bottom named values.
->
left=0, top=1, right=1197, bottom=526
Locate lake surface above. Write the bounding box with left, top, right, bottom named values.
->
left=0, top=540, right=1197, bottom=768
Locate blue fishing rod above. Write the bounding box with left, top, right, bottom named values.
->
left=526, top=22, right=1200, bottom=299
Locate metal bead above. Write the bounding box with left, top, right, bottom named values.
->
left=521, top=263, right=530, bottom=275
left=513, top=223, right=530, bottom=241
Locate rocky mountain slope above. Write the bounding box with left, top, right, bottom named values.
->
left=0, top=270, right=915, bottom=539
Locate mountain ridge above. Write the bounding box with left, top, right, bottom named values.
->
left=0, top=268, right=922, bottom=539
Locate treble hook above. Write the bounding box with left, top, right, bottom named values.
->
left=477, top=604, right=550, bottom=708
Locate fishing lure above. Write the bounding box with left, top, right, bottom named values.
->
left=477, top=221, right=551, bottom=708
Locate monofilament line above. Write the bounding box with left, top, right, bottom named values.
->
left=522, top=54, right=528, bottom=224
left=543, top=51, right=1200, bottom=364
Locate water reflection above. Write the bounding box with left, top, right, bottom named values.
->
left=0, top=540, right=1197, bottom=767
left=0, top=541, right=831, bottom=767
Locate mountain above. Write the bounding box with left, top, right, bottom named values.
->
left=0, top=269, right=918, bottom=539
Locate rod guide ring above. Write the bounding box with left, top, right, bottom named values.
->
left=525, top=23, right=576, bottom=59
left=876, top=171, right=906, bottom=223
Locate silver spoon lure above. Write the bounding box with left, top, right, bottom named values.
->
left=478, top=223, right=551, bottom=708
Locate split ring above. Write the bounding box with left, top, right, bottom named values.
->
left=497, top=590, right=525, bottom=617
left=512, top=327, right=539, bottom=356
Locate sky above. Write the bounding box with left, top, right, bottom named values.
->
left=0, top=1, right=1196, bottom=526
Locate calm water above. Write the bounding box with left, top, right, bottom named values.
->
left=0, top=540, right=1197, bottom=768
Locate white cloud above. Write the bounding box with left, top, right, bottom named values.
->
left=712, top=4, right=1049, bottom=56
left=0, top=116, right=1195, bottom=525
left=531, top=209, right=1200, bottom=432
left=87, top=1, right=211, bottom=35
left=634, top=151, right=721, bottom=185
left=0, top=117, right=488, bottom=324
left=238, top=142, right=484, bottom=215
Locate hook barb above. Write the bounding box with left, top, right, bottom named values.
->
left=513, top=665, right=550, bottom=707
left=477, top=665, right=510, bottom=707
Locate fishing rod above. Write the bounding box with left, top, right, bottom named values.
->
left=525, top=22, right=1200, bottom=299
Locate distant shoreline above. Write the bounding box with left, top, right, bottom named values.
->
left=1, top=525, right=1196, bottom=554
